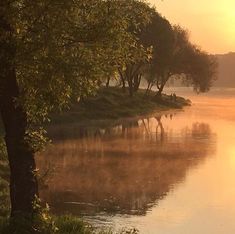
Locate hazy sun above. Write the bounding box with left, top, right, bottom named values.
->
left=150, top=0, right=235, bottom=53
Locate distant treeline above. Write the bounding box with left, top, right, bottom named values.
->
left=214, top=52, right=235, bottom=87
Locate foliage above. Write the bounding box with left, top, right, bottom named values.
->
left=141, top=12, right=174, bottom=78
left=0, top=138, right=7, bottom=161
left=115, top=1, right=154, bottom=96
left=54, top=216, right=93, bottom=234
left=144, top=24, right=217, bottom=95
left=1, top=0, right=134, bottom=125
left=1, top=0, right=148, bottom=154
left=1, top=196, right=61, bottom=234
left=181, top=46, right=218, bottom=92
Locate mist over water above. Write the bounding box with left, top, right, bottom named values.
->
left=37, top=88, right=235, bottom=234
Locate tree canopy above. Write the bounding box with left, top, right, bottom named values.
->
left=144, top=24, right=217, bottom=95
left=2, top=0, right=137, bottom=124
left=1, top=0, right=149, bottom=225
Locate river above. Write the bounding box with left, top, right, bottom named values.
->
left=37, top=88, right=235, bottom=233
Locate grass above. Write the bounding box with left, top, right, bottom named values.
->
left=51, top=87, right=191, bottom=125
left=0, top=216, right=90, bottom=234
left=0, top=215, right=139, bottom=234
left=0, top=216, right=93, bottom=234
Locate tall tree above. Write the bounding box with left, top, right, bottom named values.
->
left=116, top=0, right=154, bottom=96
left=139, top=12, right=175, bottom=95
left=0, top=0, right=133, bottom=224
left=181, top=45, right=218, bottom=92
left=144, top=25, right=217, bottom=95
left=145, top=25, right=188, bottom=95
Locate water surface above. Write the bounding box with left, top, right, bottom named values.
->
left=37, top=88, right=235, bottom=233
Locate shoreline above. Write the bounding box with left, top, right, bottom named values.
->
left=47, top=108, right=187, bottom=131
left=49, top=87, right=191, bottom=128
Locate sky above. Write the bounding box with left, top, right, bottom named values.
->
left=149, top=0, right=235, bottom=54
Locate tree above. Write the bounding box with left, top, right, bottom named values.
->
left=144, top=25, right=217, bottom=95
left=139, top=12, right=175, bottom=95
left=145, top=25, right=189, bottom=95
left=181, top=45, right=218, bottom=92
left=116, top=0, right=154, bottom=96
left=0, top=0, right=133, bottom=224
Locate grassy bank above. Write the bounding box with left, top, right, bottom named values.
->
left=0, top=215, right=138, bottom=234
left=0, top=215, right=112, bottom=234
left=51, top=87, right=191, bottom=125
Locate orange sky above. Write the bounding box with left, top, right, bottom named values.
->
left=149, top=0, right=235, bottom=54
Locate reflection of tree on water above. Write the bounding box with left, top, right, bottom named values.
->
left=155, top=115, right=164, bottom=142
left=38, top=117, right=216, bottom=216
left=191, top=123, right=212, bottom=139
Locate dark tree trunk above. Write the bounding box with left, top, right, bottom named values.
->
left=145, top=82, right=153, bottom=96
left=0, top=72, right=39, bottom=218
left=156, top=77, right=167, bottom=97
left=127, top=77, right=133, bottom=97
left=105, top=77, right=110, bottom=87
left=121, top=77, right=125, bottom=91
left=133, top=74, right=141, bottom=92
left=118, top=69, right=126, bottom=92
left=0, top=16, right=39, bottom=218
left=156, top=74, right=171, bottom=97
left=125, top=66, right=134, bottom=97
left=156, top=85, right=164, bottom=96
left=145, top=83, right=151, bottom=95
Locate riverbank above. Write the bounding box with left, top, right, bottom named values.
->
left=0, top=215, right=122, bottom=234
left=51, top=87, right=191, bottom=125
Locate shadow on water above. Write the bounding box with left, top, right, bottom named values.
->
left=37, top=113, right=216, bottom=217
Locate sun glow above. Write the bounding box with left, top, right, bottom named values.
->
left=149, top=0, right=235, bottom=53
left=229, top=146, right=235, bottom=169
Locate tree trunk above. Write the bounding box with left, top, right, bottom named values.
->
left=156, top=78, right=167, bottom=97
left=118, top=69, right=126, bottom=92
left=145, top=82, right=153, bottom=96
left=0, top=74, right=39, bottom=218
left=106, top=77, right=110, bottom=87
left=0, top=16, right=39, bottom=218
left=121, top=78, right=126, bottom=91
left=156, top=74, right=171, bottom=97
left=156, top=85, right=164, bottom=96
left=133, top=74, right=141, bottom=92
left=127, top=77, right=133, bottom=97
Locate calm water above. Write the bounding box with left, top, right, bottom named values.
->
left=37, top=88, right=235, bottom=234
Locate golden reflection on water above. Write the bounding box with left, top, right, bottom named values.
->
left=37, top=113, right=216, bottom=217
left=37, top=89, right=235, bottom=233
left=229, top=147, right=235, bottom=168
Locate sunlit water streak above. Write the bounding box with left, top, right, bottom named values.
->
left=37, top=88, right=235, bottom=233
